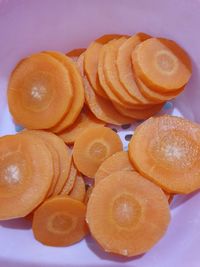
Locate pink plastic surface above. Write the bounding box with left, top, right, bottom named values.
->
left=0, top=0, right=200, bottom=266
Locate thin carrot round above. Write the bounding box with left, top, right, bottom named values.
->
left=114, top=102, right=164, bottom=120
left=84, top=34, right=124, bottom=98
left=66, top=48, right=86, bottom=58
left=32, top=196, right=88, bottom=246
left=129, top=115, right=200, bottom=194
left=117, top=34, right=184, bottom=102
left=132, top=38, right=192, bottom=92
left=58, top=107, right=105, bottom=145
left=73, top=126, right=123, bottom=177
left=0, top=133, right=53, bottom=220
left=104, top=38, right=146, bottom=106
left=69, top=174, right=86, bottom=202
left=117, top=33, right=153, bottom=103
left=86, top=170, right=170, bottom=257
left=136, top=77, right=184, bottom=102
left=45, top=51, right=85, bottom=133
left=95, top=151, right=134, bottom=185
left=8, top=53, right=73, bottom=129
left=98, top=40, right=133, bottom=108
left=21, top=130, right=60, bottom=197
left=32, top=131, right=72, bottom=196
left=60, top=161, right=77, bottom=196
left=77, top=53, right=133, bottom=125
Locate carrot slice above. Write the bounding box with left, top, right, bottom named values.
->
left=83, top=77, right=133, bottom=125
left=116, top=33, right=179, bottom=103
left=32, top=131, right=72, bottom=196
left=73, top=126, right=123, bottom=177
left=8, top=53, right=73, bottom=129
left=114, top=102, right=164, bottom=119
left=98, top=38, right=151, bottom=110
left=86, top=170, right=170, bottom=257
left=69, top=174, right=86, bottom=202
left=116, top=34, right=184, bottom=102
left=95, top=151, right=134, bottom=185
left=132, top=38, right=192, bottom=92
left=95, top=150, right=173, bottom=203
left=84, top=185, right=93, bottom=204
left=129, top=115, right=200, bottom=194
left=45, top=51, right=85, bottom=133
left=77, top=53, right=133, bottom=125
left=0, top=133, right=53, bottom=219
left=60, top=161, right=77, bottom=195
left=136, top=77, right=184, bottom=102
left=66, top=48, right=86, bottom=58
left=98, top=38, right=133, bottom=108
left=84, top=34, right=125, bottom=98
left=104, top=38, right=147, bottom=106
left=21, top=130, right=60, bottom=197
left=58, top=107, right=105, bottom=144
left=116, top=33, right=153, bottom=103
left=32, top=196, right=88, bottom=246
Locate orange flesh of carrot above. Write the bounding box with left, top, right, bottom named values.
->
left=32, top=196, right=88, bottom=246
left=73, top=126, right=123, bottom=177
left=86, top=170, right=170, bottom=257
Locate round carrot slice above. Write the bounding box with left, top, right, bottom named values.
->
left=95, top=151, right=134, bottom=185
left=99, top=44, right=161, bottom=110
left=66, top=48, right=86, bottom=58
left=132, top=38, right=192, bottom=92
left=116, top=33, right=179, bottom=103
left=58, top=107, right=105, bottom=144
left=104, top=38, right=147, bottom=106
left=34, top=132, right=72, bottom=196
left=69, top=174, right=86, bottom=202
left=21, top=130, right=60, bottom=197
left=32, top=196, right=88, bottom=246
left=73, top=126, right=123, bottom=177
left=45, top=51, right=84, bottom=133
left=136, top=77, right=184, bottom=102
left=98, top=39, right=133, bottom=108
left=77, top=53, right=133, bottom=125
left=8, top=53, right=73, bottom=129
left=84, top=34, right=125, bottom=98
left=117, top=34, right=184, bottom=103
left=129, top=115, right=200, bottom=194
left=114, top=102, right=164, bottom=120
left=0, top=133, right=53, bottom=219
left=86, top=171, right=170, bottom=257
left=117, top=33, right=153, bottom=103
left=60, top=161, right=77, bottom=195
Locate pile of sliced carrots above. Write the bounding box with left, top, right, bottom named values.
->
left=0, top=32, right=198, bottom=257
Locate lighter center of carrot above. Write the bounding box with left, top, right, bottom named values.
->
left=155, top=50, right=177, bottom=74
left=3, top=165, right=21, bottom=184
left=151, top=132, right=199, bottom=168
left=22, top=72, right=54, bottom=111
left=48, top=212, right=76, bottom=234
left=0, top=153, right=26, bottom=188
left=112, top=194, right=141, bottom=228
left=31, top=85, right=47, bottom=101
left=89, top=141, right=107, bottom=160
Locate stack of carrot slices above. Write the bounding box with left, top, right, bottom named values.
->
left=2, top=32, right=198, bottom=257
left=82, top=33, right=191, bottom=122
left=8, top=51, right=84, bottom=132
